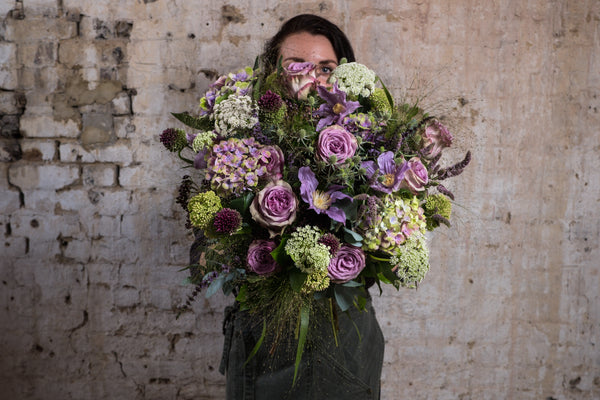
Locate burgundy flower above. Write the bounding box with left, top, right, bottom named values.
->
left=400, top=157, right=429, bottom=194
left=316, top=125, right=357, bottom=164
left=247, top=240, right=279, bottom=275
left=258, top=90, right=283, bottom=111
left=213, top=208, right=242, bottom=234
left=249, top=180, right=298, bottom=237
left=327, top=245, right=366, bottom=283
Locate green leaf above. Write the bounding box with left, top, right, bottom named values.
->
left=293, top=305, right=310, bottom=386
left=289, top=269, right=307, bottom=292
left=171, top=112, right=211, bottom=130
left=343, top=227, right=363, bottom=246
left=229, top=192, right=255, bottom=215
left=244, top=319, right=266, bottom=367
left=270, top=237, right=292, bottom=266
left=377, top=76, right=395, bottom=110
left=341, top=280, right=363, bottom=288
left=334, top=285, right=356, bottom=312
left=205, top=274, right=225, bottom=298
left=336, top=197, right=357, bottom=221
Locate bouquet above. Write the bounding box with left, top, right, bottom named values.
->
left=160, top=59, right=470, bottom=381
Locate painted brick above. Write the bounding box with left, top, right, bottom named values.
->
left=8, top=164, right=79, bottom=190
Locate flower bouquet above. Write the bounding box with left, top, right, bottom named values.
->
left=160, top=59, right=470, bottom=382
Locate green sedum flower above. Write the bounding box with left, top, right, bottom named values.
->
left=187, top=191, right=222, bottom=229
left=390, top=233, right=429, bottom=288
left=424, top=193, right=452, bottom=230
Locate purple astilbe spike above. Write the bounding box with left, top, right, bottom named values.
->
left=436, top=184, right=455, bottom=200
left=298, top=166, right=351, bottom=224
left=436, top=151, right=471, bottom=180
left=432, top=214, right=451, bottom=228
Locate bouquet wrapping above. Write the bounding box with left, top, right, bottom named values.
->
left=160, top=59, right=470, bottom=382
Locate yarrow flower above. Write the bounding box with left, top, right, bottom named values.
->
left=390, top=234, right=429, bottom=288
left=330, top=62, right=377, bottom=98
left=187, top=191, right=222, bottom=230
left=284, top=226, right=331, bottom=275
left=213, top=208, right=242, bottom=234
left=212, top=95, right=258, bottom=136
left=160, top=128, right=187, bottom=152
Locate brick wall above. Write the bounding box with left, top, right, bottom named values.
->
left=1, top=1, right=598, bottom=399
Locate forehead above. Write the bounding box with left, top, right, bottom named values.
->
left=279, top=32, right=337, bottom=64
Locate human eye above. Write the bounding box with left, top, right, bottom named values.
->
left=316, top=65, right=334, bottom=77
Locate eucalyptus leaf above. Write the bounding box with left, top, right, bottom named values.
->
left=205, top=274, right=225, bottom=298
left=343, top=227, right=363, bottom=246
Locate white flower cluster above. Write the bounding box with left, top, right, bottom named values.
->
left=213, top=95, right=258, bottom=135
left=192, top=131, right=217, bottom=152
left=330, top=62, right=377, bottom=98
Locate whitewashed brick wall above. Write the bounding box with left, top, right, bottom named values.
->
left=1, top=1, right=599, bottom=399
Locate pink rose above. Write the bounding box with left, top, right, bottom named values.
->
left=400, top=157, right=429, bottom=194
left=327, top=245, right=366, bottom=283
left=284, top=62, right=317, bottom=100
left=317, top=125, right=357, bottom=164
left=262, top=145, right=285, bottom=181
left=250, top=180, right=298, bottom=237
left=247, top=240, right=279, bottom=275
left=422, top=120, right=453, bottom=158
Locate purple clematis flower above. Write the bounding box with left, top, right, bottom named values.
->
left=314, top=83, right=361, bottom=131
left=361, top=151, right=410, bottom=194
left=298, top=166, right=351, bottom=224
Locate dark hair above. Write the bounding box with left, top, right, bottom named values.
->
left=262, top=14, right=355, bottom=74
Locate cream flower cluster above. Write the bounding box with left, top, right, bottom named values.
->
left=330, top=62, right=377, bottom=98
left=213, top=95, right=258, bottom=135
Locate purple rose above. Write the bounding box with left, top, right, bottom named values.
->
left=327, top=245, right=366, bottom=283
left=250, top=180, right=298, bottom=237
left=400, top=157, right=429, bottom=194
left=422, top=120, right=453, bottom=158
left=284, top=62, right=317, bottom=100
left=247, top=240, right=279, bottom=275
left=262, top=145, right=285, bottom=181
left=317, top=125, right=358, bottom=164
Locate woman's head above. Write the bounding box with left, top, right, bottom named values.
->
left=262, top=14, right=355, bottom=82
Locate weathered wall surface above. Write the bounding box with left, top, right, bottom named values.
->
left=1, top=0, right=598, bottom=399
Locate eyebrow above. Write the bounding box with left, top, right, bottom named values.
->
left=282, top=56, right=338, bottom=65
